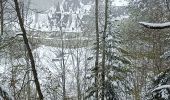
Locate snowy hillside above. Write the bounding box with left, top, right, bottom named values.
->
left=27, top=0, right=92, bottom=32
left=34, top=45, right=94, bottom=99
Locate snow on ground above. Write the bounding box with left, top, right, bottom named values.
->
left=112, top=0, right=129, bottom=6
left=33, top=45, right=94, bottom=97
left=0, top=44, right=94, bottom=99
left=110, top=15, right=129, bottom=22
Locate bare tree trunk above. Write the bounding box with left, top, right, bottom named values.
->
left=13, top=0, right=43, bottom=99
left=60, top=26, right=66, bottom=100
left=10, top=57, right=17, bottom=100
left=23, top=1, right=31, bottom=99
left=25, top=49, right=31, bottom=100
left=0, top=0, right=3, bottom=35
left=95, top=0, right=99, bottom=99
left=76, top=49, right=81, bottom=100
left=83, top=51, right=87, bottom=100
left=101, top=0, right=108, bottom=100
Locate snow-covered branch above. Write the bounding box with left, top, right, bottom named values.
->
left=139, top=22, right=170, bottom=29
left=152, top=85, right=170, bottom=92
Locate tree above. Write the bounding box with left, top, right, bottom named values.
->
left=105, top=6, right=131, bottom=99
left=59, top=24, right=66, bottom=100
left=13, top=0, right=43, bottom=99
left=101, top=0, right=108, bottom=100
left=94, top=0, right=99, bottom=99
left=139, top=21, right=170, bottom=100
left=0, top=0, right=3, bottom=36
left=123, top=0, right=170, bottom=99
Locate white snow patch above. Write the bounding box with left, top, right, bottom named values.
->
left=112, top=0, right=129, bottom=6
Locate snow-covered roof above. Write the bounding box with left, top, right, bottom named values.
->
left=139, top=22, right=170, bottom=29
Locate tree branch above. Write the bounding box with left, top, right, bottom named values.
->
left=139, top=22, right=170, bottom=29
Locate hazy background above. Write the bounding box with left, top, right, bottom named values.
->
left=26, top=0, right=128, bottom=11
left=27, top=0, right=62, bottom=11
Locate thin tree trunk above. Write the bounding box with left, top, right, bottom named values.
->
left=0, top=0, right=3, bottom=35
left=24, top=2, right=31, bottom=99
left=13, top=0, right=43, bottom=99
left=83, top=52, right=87, bottom=100
left=95, top=0, right=99, bottom=99
left=10, top=56, right=16, bottom=100
left=60, top=26, right=66, bottom=100
left=101, top=0, right=108, bottom=100
left=25, top=50, right=31, bottom=100
left=76, top=49, right=81, bottom=100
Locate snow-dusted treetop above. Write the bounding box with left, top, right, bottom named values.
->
left=139, top=22, right=170, bottom=29
left=152, top=85, right=170, bottom=92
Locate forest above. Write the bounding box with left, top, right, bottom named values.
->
left=1, top=0, right=170, bottom=100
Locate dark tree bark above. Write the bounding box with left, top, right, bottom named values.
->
left=0, top=0, right=3, bottom=36
left=60, top=25, right=66, bottom=100
left=101, top=0, right=108, bottom=100
left=95, top=0, right=99, bottom=99
left=76, top=49, right=81, bottom=100
left=13, top=0, right=43, bottom=99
